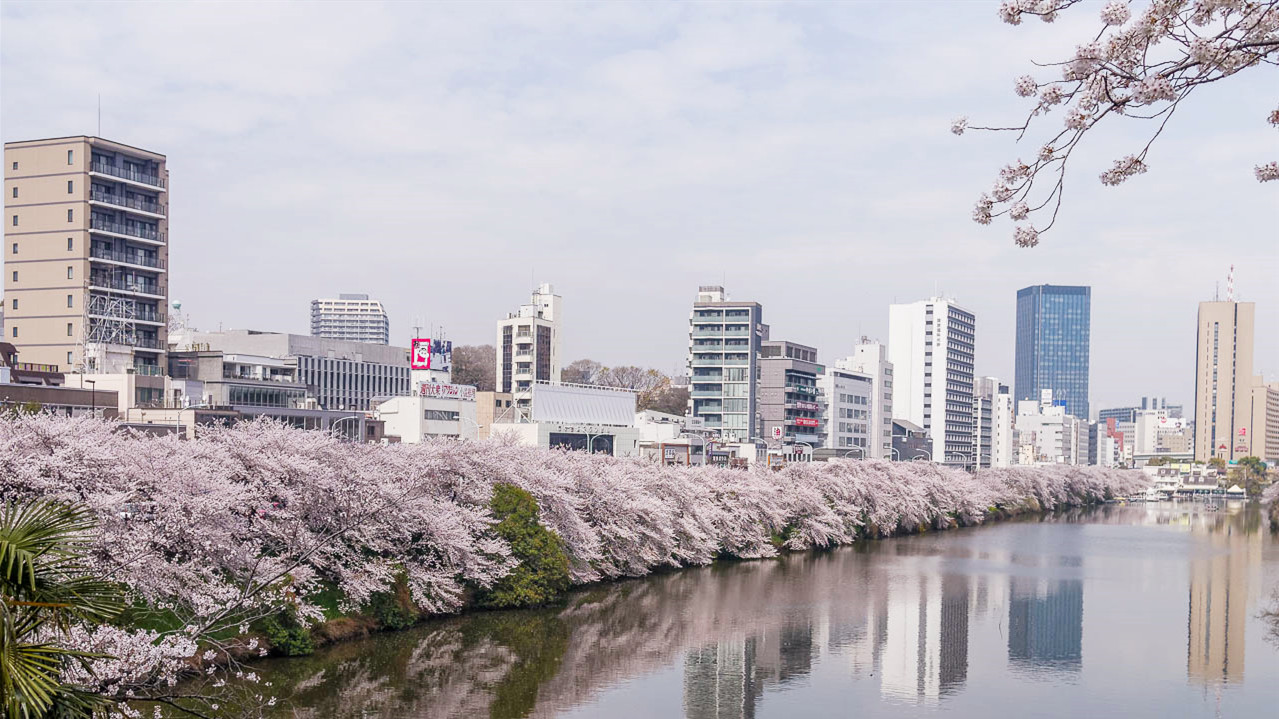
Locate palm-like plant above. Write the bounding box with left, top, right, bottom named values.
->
left=1, top=501, right=123, bottom=719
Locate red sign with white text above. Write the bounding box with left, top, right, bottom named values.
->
left=795, top=418, right=819, bottom=428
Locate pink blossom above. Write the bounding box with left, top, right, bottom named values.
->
left=1014, top=225, right=1040, bottom=247
left=1256, top=161, right=1279, bottom=182
left=1100, top=154, right=1149, bottom=185
left=1010, top=201, right=1030, bottom=220
left=951, top=116, right=968, bottom=135
left=1100, top=1, right=1131, bottom=26
left=1015, top=75, right=1038, bottom=97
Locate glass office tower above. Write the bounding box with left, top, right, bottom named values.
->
left=1014, top=285, right=1091, bottom=420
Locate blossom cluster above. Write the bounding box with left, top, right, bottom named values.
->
left=962, top=0, right=1279, bottom=245
left=0, top=414, right=1145, bottom=714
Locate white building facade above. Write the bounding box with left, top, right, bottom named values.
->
left=1015, top=390, right=1087, bottom=465
left=377, top=380, right=478, bottom=443
left=819, top=367, right=873, bottom=454
left=888, top=298, right=976, bottom=469
left=310, top=294, right=390, bottom=345
left=835, top=339, right=894, bottom=459
left=496, top=283, right=562, bottom=413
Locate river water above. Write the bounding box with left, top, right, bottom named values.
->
left=258, top=503, right=1279, bottom=718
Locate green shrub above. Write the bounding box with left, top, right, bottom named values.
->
left=259, top=611, right=314, bottom=656
left=478, top=484, right=570, bottom=609
left=368, top=583, right=416, bottom=631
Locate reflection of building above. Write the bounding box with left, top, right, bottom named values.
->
left=881, top=573, right=969, bottom=704
left=1007, top=577, right=1083, bottom=671
left=756, top=619, right=815, bottom=686
left=1187, top=519, right=1264, bottom=685
left=684, top=637, right=761, bottom=719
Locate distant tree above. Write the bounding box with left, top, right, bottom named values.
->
left=1234, top=456, right=1270, bottom=494
left=451, top=344, right=495, bottom=391
left=560, top=359, right=604, bottom=385
left=956, top=1, right=1279, bottom=247
left=1145, top=456, right=1170, bottom=466
left=643, top=383, right=690, bottom=416
left=1208, top=456, right=1228, bottom=472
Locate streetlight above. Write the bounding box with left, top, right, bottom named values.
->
left=85, top=379, right=96, bottom=418
left=331, top=413, right=362, bottom=442
left=912, top=448, right=932, bottom=462
left=458, top=416, right=482, bottom=440
left=842, top=446, right=866, bottom=459
left=179, top=402, right=208, bottom=440
left=950, top=451, right=972, bottom=470
left=889, top=446, right=901, bottom=461
left=794, top=440, right=813, bottom=462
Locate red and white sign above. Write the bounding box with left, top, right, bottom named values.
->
left=417, top=382, right=476, bottom=401
left=410, top=339, right=432, bottom=370
left=772, top=426, right=783, bottom=440
left=1238, top=427, right=1248, bottom=436
left=795, top=417, right=819, bottom=428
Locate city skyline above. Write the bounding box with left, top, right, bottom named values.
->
left=1, top=2, right=1275, bottom=416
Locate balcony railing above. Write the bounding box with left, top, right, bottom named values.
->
left=90, top=246, right=165, bottom=270
left=132, top=337, right=163, bottom=350
left=90, top=308, right=166, bottom=324
left=90, top=218, right=165, bottom=243
left=91, top=161, right=165, bottom=189
left=132, top=364, right=164, bottom=376
left=89, top=276, right=163, bottom=296
left=14, top=362, right=60, bottom=373
left=90, top=189, right=166, bottom=216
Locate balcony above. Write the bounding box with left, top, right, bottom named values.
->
left=90, top=161, right=165, bottom=189
left=88, top=276, right=164, bottom=298
left=132, top=364, right=164, bottom=376
left=132, top=337, right=164, bottom=351
left=89, top=189, right=166, bottom=217
left=90, top=218, right=165, bottom=244
left=89, top=308, right=166, bottom=325
left=90, top=246, right=165, bottom=271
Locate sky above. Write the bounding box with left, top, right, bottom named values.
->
left=2, top=1, right=1276, bottom=415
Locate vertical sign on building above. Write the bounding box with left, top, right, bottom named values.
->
left=410, top=338, right=432, bottom=370
left=410, top=338, right=454, bottom=372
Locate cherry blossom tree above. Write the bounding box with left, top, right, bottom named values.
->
left=955, top=0, right=1279, bottom=247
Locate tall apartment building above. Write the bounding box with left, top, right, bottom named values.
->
left=819, top=366, right=873, bottom=453
left=310, top=294, right=390, bottom=345
left=4, top=136, right=169, bottom=372
left=974, top=377, right=1012, bottom=469
left=179, top=329, right=410, bottom=411
left=888, top=298, right=976, bottom=469
left=1251, top=377, right=1279, bottom=464
left=1014, top=285, right=1091, bottom=420
left=835, top=338, right=894, bottom=459
left=497, top=283, right=562, bottom=411
left=758, top=339, right=824, bottom=447
left=1193, top=300, right=1255, bottom=462
left=688, top=286, right=767, bottom=443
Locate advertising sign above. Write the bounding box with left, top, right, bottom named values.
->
left=795, top=417, right=819, bottom=428
left=796, top=401, right=820, bottom=411
left=416, top=381, right=476, bottom=401
left=772, top=426, right=783, bottom=440
left=410, top=338, right=453, bottom=372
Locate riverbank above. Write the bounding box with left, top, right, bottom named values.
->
left=0, top=415, right=1147, bottom=712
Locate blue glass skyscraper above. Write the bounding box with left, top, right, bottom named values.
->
left=1014, top=285, right=1091, bottom=419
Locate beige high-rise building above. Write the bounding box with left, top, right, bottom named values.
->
left=1193, top=301, right=1255, bottom=462
left=1251, top=376, right=1279, bottom=464
left=3, top=137, right=169, bottom=373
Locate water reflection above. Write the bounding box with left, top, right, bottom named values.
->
left=254, top=504, right=1278, bottom=718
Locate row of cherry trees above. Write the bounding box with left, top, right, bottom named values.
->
left=0, top=415, right=1145, bottom=717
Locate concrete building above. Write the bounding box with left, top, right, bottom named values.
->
left=888, top=298, right=976, bottom=469
left=635, top=409, right=707, bottom=465
left=687, top=286, right=767, bottom=443
left=1193, top=300, right=1255, bottom=462
left=819, top=366, right=872, bottom=455
left=892, top=419, right=932, bottom=461
left=834, top=338, right=894, bottom=458
left=497, top=283, right=562, bottom=413
left=1098, top=396, right=1184, bottom=425
left=0, top=343, right=119, bottom=417
left=377, top=380, right=478, bottom=443
left=490, top=381, right=640, bottom=456
left=758, top=339, right=824, bottom=447
left=1132, top=408, right=1192, bottom=463
left=178, top=329, right=410, bottom=411
left=309, top=294, right=389, bottom=345
left=4, top=136, right=170, bottom=373
left=1094, top=419, right=1124, bottom=468
left=1251, top=377, right=1279, bottom=464
left=474, top=390, right=515, bottom=439
left=975, top=377, right=1013, bottom=469
left=1015, top=390, right=1087, bottom=465
left=1014, top=285, right=1091, bottom=420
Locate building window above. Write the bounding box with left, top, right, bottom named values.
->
left=11, top=271, right=16, bottom=282
left=67, top=180, right=74, bottom=194
left=10, top=162, right=15, bottom=170
left=67, top=209, right=74, bottom=222
left=67, top=352, right=73, bottom=365
left=67, top=237, right=73, bottom=251
left=10, top=215, right=16, bottom=226
left=10, top=299, right=16, bottom=310
left=67, top=323, right=73, bottom=336
left=10, top=327, right=15, bottom=338
left=10, top=243, right=16, bottom=255
left=67, top=266, right=74, bottom=279
left=66, top=294, right=73, bottom=308
left=10, top=187, right=15, bottom=198
left=67, top=150, right=74, bottom=165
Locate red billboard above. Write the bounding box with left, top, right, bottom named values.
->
left=795, top=417, right=819, bottom=428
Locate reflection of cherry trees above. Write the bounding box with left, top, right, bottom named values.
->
left=0, top=414, right=1143, bottom=716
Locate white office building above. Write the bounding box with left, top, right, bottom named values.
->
left=687, top=286, right=767, bottom=443
left=377, top=380, right=478, bottom=443
left=888, top=298, right=977, bottom=469
left=834, top=339, right=894, bottom=458
left=974, top=377, right=1014, bottom=469
left=819, top=367, right=873, bottom=454
left=1015, top=390, right=1087, bottom=465
left=490, top=381, right=640, bottom=456
left=310, top=294, right=390, bottom=345
left=496, top=283, right=562, bottom=413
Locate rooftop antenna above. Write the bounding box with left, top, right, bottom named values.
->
left=1226, top=264, right=1235, bottom=302
left=97, top=94, right=101, bottom=136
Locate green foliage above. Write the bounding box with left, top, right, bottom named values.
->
left=462, top=610, right=569, bottom=719
left=367, top=584, right=416, bottom=631
left=478, top=485, right=570, bottom=609
left=259, top=611, right=315, bottom=656
left=0, top=500, right=123, bottom=719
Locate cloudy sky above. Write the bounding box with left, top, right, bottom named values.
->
left=2, top=1, right=1275, bottom=414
